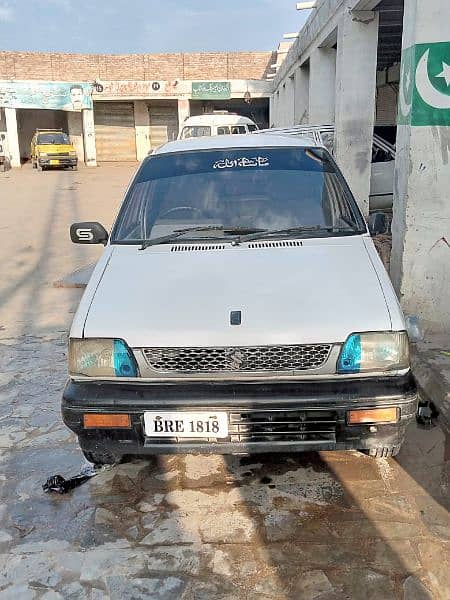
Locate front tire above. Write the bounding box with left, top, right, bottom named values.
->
left=81, top=447, right=122, bottom=467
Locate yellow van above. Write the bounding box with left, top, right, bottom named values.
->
left=31, top=129, right=78, bottom=171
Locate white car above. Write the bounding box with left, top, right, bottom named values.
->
left=178, top=112, right=258, bottom=140
left=64, top=133, right=416, bottom=465
left=257, top=125, right=396, bottom=211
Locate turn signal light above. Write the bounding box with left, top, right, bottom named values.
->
left=83, top=413, right=131, bottom=428
left=347, top=407, right=398, bottom=425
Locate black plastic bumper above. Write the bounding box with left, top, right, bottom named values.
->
left=62, top=374, right=417, bottom=456
left=39, top=158, right=77, bottom=166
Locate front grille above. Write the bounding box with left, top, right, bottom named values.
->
left=229, top=409, right=337, bottom=443
left=143, top=344, right=332, bottom=373
left=47, top=152, right=70, bottom=157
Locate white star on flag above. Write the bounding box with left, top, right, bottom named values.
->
left=436, top=61, right=450, bottom=86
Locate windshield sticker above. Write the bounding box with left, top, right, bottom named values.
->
left=213, top=156, right=270, bottom=169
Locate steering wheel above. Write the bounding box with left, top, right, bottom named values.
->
left=160, top=206, right=203, bottom=219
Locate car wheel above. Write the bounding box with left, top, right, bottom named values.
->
left=81, top=447, right=122, bottom=467
left=364, top=445, right=401, bottom=458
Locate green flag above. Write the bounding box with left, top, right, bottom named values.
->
left=398, top=41, right=450, bottom=126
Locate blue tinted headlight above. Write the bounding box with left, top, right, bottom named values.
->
left=337, top=332, right=410, bottom=374
left=113, top=339, right=138, bottom=377
left=337, top=334, right=361, bottom=373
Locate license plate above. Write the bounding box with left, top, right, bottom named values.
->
left=50, top=159, right=59, bottom=165
left=144, top=411, right=228, bottom=438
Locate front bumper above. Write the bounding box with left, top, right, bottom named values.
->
left=38, top=156, right=77, bottom=166
left=62, top=374, right=417, bottom=456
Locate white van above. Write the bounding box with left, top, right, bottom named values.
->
left=178, top=113, right=258, bottom=140
left=66, top=133, right=417, bottom=465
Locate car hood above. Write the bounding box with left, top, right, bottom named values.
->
left=83, top=237, right=392, bottom=347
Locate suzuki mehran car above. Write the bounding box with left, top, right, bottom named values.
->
left=31, top=129, right=78, bottom=171
left=64, top=134, right=417, bottom=465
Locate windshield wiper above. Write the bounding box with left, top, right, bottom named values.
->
left=231, top=225, right=354, bottom=245
left=139, top=225, right=265, bottom=250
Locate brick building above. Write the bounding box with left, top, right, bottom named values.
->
left=0, top=50, right=274, bottom=166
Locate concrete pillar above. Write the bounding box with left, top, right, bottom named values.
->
left=286, top=75, right=296, bottom=126
left=67, top=112, right=84, bottom=162
left=390, top=0, right=450, bottom=333
left=178, top=98, right=190, bottom=131
left=309, top=48, right=336, bottom=124
left=82, top=108, right=96, bottom=166
left=272, top=91, right=279, bottom=126
left=294, top=64, right=309, bottom=125
left=5, top=108, right=20, bottom=167
left=334, top=8, right=379, bottom=215
left=134, top=100, right=150, bottom=161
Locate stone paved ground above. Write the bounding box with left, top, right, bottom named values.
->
left=0, top=164, right=449, bottom=600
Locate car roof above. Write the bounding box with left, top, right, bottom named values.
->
left=182, top=114, right=255, bottom=126
left=154, top=133, right=317, bottom=155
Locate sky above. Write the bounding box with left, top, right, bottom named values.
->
left=0, top=0, right=310, bottom=54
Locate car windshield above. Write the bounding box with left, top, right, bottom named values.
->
left=180, top=126, right=211, bottom=139
left=37, top=133, right=70, bottom=144
left=111, top=146, right=366, bottom=244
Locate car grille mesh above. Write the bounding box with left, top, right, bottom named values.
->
left=143, top=344, right=332, bottom=373
left=228, top=410, right=337, bottom=443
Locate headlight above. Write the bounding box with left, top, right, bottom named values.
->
left=69, top=338, right=139, bottom=377
left=69, top=151, right=77, bottom=157
left=337, top=332, right=409, bottom=374
left=39, top=152, right=48, bottom=157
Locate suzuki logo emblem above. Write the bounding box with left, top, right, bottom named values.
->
left=228, top=349, right=245, bottom=370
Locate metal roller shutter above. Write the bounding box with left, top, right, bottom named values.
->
left=94, top=102, right=136, bottom=161
left=376, top=85, right=398, bottom=125
left=149, top=102, right=179, bottom=149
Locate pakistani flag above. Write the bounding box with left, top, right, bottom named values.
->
left=398, top=41, right=450, bottom=126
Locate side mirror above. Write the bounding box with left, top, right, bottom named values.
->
left=0, top=134, right=5, bottom=141
left=70, top=222, right=108, bottom=245
left=368, top=212, right=387, bottom=236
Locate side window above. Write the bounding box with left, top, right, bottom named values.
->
left=248, top=124, right=257, bottom=132
left=231, top=125, right=246, bottom=134
left=217, top=126, right=230, bottom=135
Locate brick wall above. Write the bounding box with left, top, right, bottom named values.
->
left=0, top=51, right=275, bottom=81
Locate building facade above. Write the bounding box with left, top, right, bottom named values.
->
left=0, top=50, right=274, bottom=167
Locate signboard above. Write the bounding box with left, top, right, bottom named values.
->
left=92, top=80, right=182, bottom=98
left=0, top=81, right=93, bottom=111
left=192, top=81, right=231, bottom=100
left=398, top=41, right=450, bottom=126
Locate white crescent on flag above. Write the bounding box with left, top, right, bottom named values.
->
left=416, top=49, right=450, bottom=110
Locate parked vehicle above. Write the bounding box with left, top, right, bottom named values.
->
left=178, top=112, right=258, bottom=140
left=31, top=129, right=78, bottom=171
left=257, top=124, right=396, bottom=211
left=64, top=133, right=416, bottom=465
left=0, top=133, right=9, bottom=172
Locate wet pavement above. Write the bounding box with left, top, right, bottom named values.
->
left=0, top=165, right=449, bottom=599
